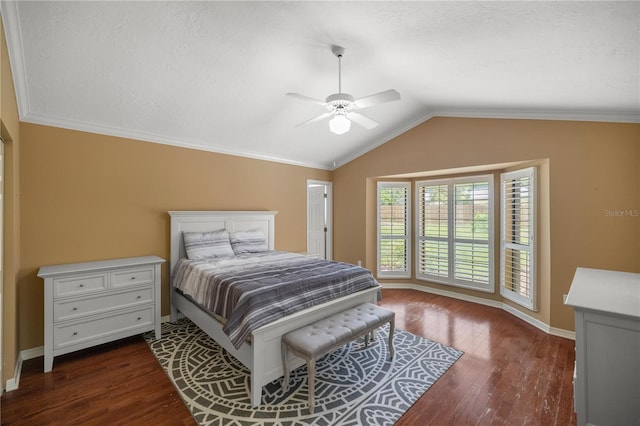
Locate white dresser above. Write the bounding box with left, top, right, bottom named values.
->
left=565, top=267, right=640, bottom=426
left=38, top=256, right=165, bottom=372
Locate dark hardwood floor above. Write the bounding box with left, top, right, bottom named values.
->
left=380, top=290, right=577, bottom=426
left=1, top=289, right=576, bottom=425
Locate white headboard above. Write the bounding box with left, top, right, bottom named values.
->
left=168, top=210, right=278, bottom=275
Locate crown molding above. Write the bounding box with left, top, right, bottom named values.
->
left=435, top=108, right=640, bottom=124
left=21, top=112, right=331, bottom=170
left=1, top=0, right=30, bottom=119
left=334, top=108, right=639, bottom=168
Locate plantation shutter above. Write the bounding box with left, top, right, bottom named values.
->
left=453, top=181, right=491, bottom=285
left=377, top=182, right=411, bottom=278
left=417, top=176, right=493, bottom=292
left=417, top=183, right=449, bottom=278
left=501, top=167, right=536, bottom=310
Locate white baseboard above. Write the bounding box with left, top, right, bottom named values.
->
left=382, top=282, right=504, bottom=309
left=548, top=326, right=576, bottom=340
left=5, top=378, right=19, bottom=392
left=5, top=353, right=22, bottom=392
left=5, top=345, right=45, bottom=392
left=381, top=282, right=575, bottom=340
left=21, top=346, right=44, bottom=360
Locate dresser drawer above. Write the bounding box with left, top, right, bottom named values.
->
left=54, top=286, right=154, bottom=322
left=54, top=306, right=154, bottom=349
left=111, top=266, right=154, bottom=289
left=54, top=273, right=108, bottom=299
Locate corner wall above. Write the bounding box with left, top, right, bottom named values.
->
left=1, top=18, right=22, bottom=387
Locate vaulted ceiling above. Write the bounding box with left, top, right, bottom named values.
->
left=2, top=1, right=638, bottom=170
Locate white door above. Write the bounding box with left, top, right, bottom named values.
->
left=307, top=181, right=332, bottom=259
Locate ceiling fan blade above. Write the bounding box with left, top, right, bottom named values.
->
left=347, top=112, right=379, bottom=129
left=353, top=89, right=401, bottom=109
left=287, top=93, right=327, bottom=106
left=295, top=111, right=334, bottom=127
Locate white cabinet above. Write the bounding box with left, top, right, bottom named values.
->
left=38, top=256, right=165, bottom=372
left=565, top=267, right=640, bottom=426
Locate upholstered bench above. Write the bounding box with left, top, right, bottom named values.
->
left=281, top=302, right=395, bottom=412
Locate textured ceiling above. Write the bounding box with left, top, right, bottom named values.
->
left=2, top=1, right=639, bottom=169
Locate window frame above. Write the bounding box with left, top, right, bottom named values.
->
left=415, top=174, right=495, bottom=292
left=500, top=167, right=537, bottom=310
left=376, top=181, right=411, bottom=279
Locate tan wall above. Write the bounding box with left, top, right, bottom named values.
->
left=18, top=123, right=330, bottom=350
left=333, top=117, right=640, bottom=331
left=1, top=19, right=22, bottom=386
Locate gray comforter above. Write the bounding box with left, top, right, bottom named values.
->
left=172, top=251, right=381, bottom=348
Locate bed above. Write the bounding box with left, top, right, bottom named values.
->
left=168, top=211, right=381, bottom=407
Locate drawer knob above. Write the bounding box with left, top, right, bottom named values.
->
left=72, top=332, right=78, bottom=336
left=131, top=276, right=136, bottom=280
left=79, top=284, right=84, bottom=288
left=72, top=307, right=78, bottom=311
left=137, top=317, right=142, bottom=321
left=136, top=295, right=141, bottom=300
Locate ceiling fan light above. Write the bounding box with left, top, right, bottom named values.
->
left=329, top=114, right=351, bottom=135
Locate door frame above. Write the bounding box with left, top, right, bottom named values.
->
left=0, top=139, right=4, bottom=390
left=306, top=180, right=332, bottom=260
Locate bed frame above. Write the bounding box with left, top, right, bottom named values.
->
left=168, top=211, right=379, bottom=407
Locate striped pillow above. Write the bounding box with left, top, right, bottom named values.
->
left=229, top=228, right=268, bottom=254
left=183, top=230, right=235, bottom=260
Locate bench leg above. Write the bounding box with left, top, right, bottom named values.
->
left=364, top=329, right=377, bottom=347
left=388, top=318, right=395, bottom=359
left=307, top=358, right=316, bottom=413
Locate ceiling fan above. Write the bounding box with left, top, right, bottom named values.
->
left=287, top=45, right=401, bottom=135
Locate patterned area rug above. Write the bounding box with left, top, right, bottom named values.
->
left=144, top=318, right=462, bottom=426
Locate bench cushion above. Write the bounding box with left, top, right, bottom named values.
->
left=282, top=303, right=394, bottom=359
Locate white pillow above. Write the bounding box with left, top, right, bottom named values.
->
left=229, top=228, right=268, bottom=254
left=183, top=230, right=235, bottom=260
